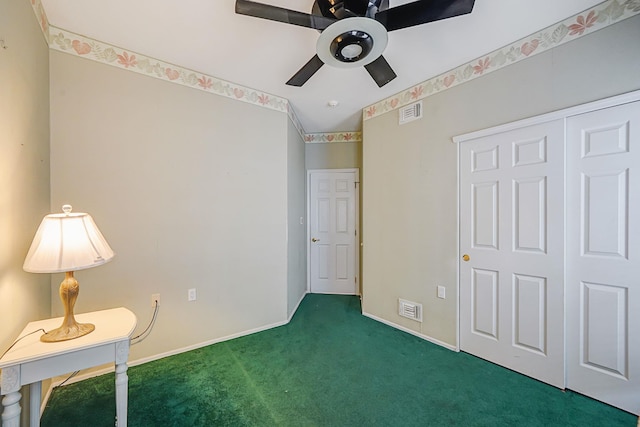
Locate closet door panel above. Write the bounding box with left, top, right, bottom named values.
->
left=459, top=119, right=565, bottom=388
left=566, top=100, right=640, bottom=415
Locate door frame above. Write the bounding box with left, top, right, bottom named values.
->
left=306, top=168, right=360, bottom=295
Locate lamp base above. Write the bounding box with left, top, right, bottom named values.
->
left=41, top=321, right=95, bottom=343
left=41, top=271, right=96, bottom=343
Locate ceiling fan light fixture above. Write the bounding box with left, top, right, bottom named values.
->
left=236, top=0, right=475, bottom=87
left=340, top=43, right=363, bottom=59
left=330, top=30, right=373, bottom=62
left=317, top=17, right=387, bottom=69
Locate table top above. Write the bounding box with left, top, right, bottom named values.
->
left=0, top=307, right=137, bottom=367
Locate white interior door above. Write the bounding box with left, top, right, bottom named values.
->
left=566, top=101, right=640, bottom=415
left=459, top=120, right=565, bottom=388
left=308, top=170, right=358, bottom=295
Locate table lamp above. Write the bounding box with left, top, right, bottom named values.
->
left=23, top=205, right=115, bottom=342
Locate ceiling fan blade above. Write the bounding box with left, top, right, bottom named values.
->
left=343, top=0, right=370, bottom=17
left=315, top=0, right=337, bottom=18
left=315, top=0, right=370, bottom=19
left=286, top=55, right=325, bottom=87
left=236, top=0, right=336, bottom=31
left=364, top=55, right=397, bottom=87
left=375, top=0, right=475, bottom=32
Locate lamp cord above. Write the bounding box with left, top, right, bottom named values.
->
left=56, top=370, right=80, bottom=388
left=0, top=328, right=47, bottom=360
left=2, top=303, right=159, bottom=390
left=1, top=329, right=78, bottom=390
left=54, top=302, right=160, bottom=388
left=131, top=300, right=159, bottom=344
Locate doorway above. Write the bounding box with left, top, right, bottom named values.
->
left=307, top=169, right=360, bottom=294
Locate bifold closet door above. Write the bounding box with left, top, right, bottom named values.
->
left=566, top=100, right=640, bottom=415
left=459, top=119, right=565, bottom=388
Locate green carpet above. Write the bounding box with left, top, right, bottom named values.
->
left=41, top=294, right=636, bottom=426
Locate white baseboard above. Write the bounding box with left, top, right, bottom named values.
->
left=129, top=318, right=289, bottom=368
left=40, top=299, right=311, bottom=412
left=40, top=320, right=290, bottom=413
left=42, top=294, right=457, bottom=417
left=288, top=291, right=308, bottom=322
left=362, top=311, right=459, bottom=352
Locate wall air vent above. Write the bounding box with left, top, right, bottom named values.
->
left=398, top=298, right=423, bottom=322
left=399, top=101, right=423, bottom=125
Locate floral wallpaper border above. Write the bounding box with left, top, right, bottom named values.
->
left=304, top=132, right=363, bottom=143
left=29, top=0, right=49, bottom=43
left=44, top=26, right=363, bottom=143
left=48, top=27, right=289, bottom=113
left=363, top=0, right=640, bottom=121
left=28, top=1, right=636, bottom=143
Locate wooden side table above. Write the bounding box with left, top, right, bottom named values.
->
left=0, top=308, right=137, bottom=427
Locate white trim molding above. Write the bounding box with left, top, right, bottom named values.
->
left=362, top=311, right=459, bottom=352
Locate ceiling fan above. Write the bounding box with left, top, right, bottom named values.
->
left=235, top=0, right=475, bottom=87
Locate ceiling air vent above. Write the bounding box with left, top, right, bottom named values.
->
left=398, top=298, right=423, bottom=322
left=399, top=101, right=423, bottom=125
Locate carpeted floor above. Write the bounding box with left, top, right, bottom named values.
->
left=41, top=294, right=636, bottom=426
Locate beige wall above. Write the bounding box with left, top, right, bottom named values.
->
left=287, top=120, right=307, bottom=315
left=0, top=2, right=51, bottom=422
left=0, top=0, right=51, bottom=353
left=50, top=51, right=297, bottom=361
left=362, top=16, right=640, bottom=347
left=305, top=142, right=362, bottom=171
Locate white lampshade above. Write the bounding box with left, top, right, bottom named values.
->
left=23, top=205, right=114, bottom=273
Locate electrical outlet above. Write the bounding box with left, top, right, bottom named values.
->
left=437, top=286, right=446, bottom=299
left=151, top=293, right=161, bottom=307
left=188, top=288, right=197, bottom=302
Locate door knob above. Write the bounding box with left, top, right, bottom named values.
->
left=312, top=238, right=320, bottom=242
left=462, top=254, right=470, bottom=262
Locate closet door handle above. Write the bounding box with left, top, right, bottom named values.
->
left=312, top=238, right=320, bottom=242
left=462, top=254, right=470, bottom=262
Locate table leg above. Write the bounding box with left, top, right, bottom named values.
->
left=114, top=339, right=130, bottom=427
left=115, top=362, right=128, bottom=427
left=29, top=382, right=41, bottom=427
left=1, top=391, right=21, bottom=427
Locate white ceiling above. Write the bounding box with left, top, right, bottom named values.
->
left=40, top=0, right=605, bottom=134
